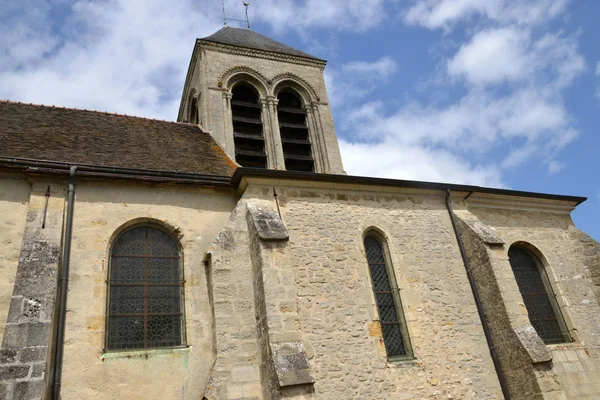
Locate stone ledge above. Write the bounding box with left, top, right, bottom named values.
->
left=247, top=203, right=288, bottom=241
left=101, top=346, right=190, bottom=361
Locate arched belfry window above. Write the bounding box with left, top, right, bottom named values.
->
left=106, top=225, right=185, bottom=350
left=508, top=246, right=570, bottom=344
left=277, top=89, right=314, bottom=172
left=364, top=234, right=413, bottom=359
left=231, top=83, right=266, bottom=168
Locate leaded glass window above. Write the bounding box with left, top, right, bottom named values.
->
left=364, top=234, right=413, bottom=359
left=508, top=246, right=570, bottom=344
left=107, top=226, right=185, bottom=350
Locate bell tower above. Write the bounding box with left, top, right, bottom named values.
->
left=177, top=27, right=344, bottom=174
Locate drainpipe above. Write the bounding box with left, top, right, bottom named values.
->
left=444, top=189, right=511, bottom=400
left=52, top=165, right=78, bottom=399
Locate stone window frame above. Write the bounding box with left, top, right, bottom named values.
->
left=104, top=221, right=187, bottom=353
left=507, top=241, right=574, bottom=345
left=188, top=90, right=200, bottom=125
left=363, top=228, right=414, bottom=361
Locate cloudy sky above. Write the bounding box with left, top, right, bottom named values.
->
left=1, top=0, right=599, bottom=239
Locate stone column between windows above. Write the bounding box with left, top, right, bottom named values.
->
left=303, top=104, right=323, bottom=173
left=264, top=96, right=285, bottom=170
left=310, top=102, right=331, bottom=173
left=221, top=91, right=236, bottom=160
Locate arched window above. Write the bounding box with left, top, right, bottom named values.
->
left=364, top=234, right=412, bottom=359
left=231, top=83, right=266, bottom=168
left=106, top=225, right=185, bottom=350
left=277, top=89, right=314, bottom=172
left=508, top=245, right=570, bottom=344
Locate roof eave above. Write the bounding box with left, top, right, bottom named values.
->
left=231, top=168, right=587, bottom=210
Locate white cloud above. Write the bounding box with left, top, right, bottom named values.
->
left=405, top=0, right=569, bottom=30
left=447, top=28, right=584, bottom=88
left=342, top=57, right=398, bottom=79
left=448, top=28, right=531, bottom=85
left=547, top=160, right=566, bottom=174
left=340, top=139, right=502, bottom=186
left=0, top=0, right=224, bottom=119
left=250, top=0, right=386, bottom=33
left=0, top=0, right=387, bottom=120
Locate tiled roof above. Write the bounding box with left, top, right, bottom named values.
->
left=0, top=101, right=237, bottom=176
left=200, top=26, right=323, bottom=61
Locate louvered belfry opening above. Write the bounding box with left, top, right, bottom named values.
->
left=277, top=89, right=314, bottom=172
left=508, top=246, right=570, bottom=344
left=232, top=83, right=267, bottom=168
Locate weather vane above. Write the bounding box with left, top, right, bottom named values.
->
left=223, top=0, right=251, bottom=28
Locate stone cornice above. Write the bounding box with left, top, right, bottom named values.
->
left=466, top=193, right=578, bottom=214
left=198, top=40, right=327, bottom=68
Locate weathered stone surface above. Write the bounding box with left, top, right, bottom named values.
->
left=270, top=341, right=314, bottom=387
left=247, top=203, right=288, bottom=241
left=14, top=380, right=43, bottom=400
left=455, top=212, right=504, bottom=245
left=513, top=325, right=551, bottom=363
left=0, top=181, right=65, bottom=400
left=0, top=365, right=29, bottom=380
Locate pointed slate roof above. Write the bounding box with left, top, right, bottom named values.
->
left=200, top=26, right=324, bottom=61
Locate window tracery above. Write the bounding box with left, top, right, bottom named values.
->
left=364, top=233, right=412, bottom=359
left=106, top=225, right=185, bottom=350
left=508, top=245, right=570, bottom=344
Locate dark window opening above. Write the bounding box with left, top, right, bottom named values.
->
left=189, top=96, right=199, bottom=124
left=232, top=83, right=266, bottom=168
left=508, top=246, right=570, bottom=344
left=107, top=226, right=185, bottom=351
left=277, top=89, right=314, bottom=172
left=364, top=235, right=412, bottom=359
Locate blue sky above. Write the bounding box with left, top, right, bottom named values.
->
left=1, top=0, right=598, bottom=240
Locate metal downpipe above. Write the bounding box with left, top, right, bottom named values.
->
left=444, top=189, right=511, bottom=400
left=52, top=166, right=77, bottom=399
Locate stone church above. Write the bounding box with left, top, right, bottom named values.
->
left=0, top=26, right=599, bottom=400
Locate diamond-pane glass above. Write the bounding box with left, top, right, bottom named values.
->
left=147, top=316, right=182, bottom=348
left=107, top=316, right=144, bottom=350
left=509, top=246, right=568, bottom=344
left=364, top=235, right=409, bottom=357
left=107, top=226, right=184, bottom=350
left=381, top=323, right=406, bottom=356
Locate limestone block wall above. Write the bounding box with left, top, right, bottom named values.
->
left=204, top=199, right=263, bottom=400
left=466, top=206, right=600, bottom=399
left=455, top=211, right=563, bottom=400
left=57, top=180, right=238, bottom=400
left=227, top=184, right=503, bottom=399
left=0, top=176, right=66, bottom=400
left=0, top=174, right=30, bottom=343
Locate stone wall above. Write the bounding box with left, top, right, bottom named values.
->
left=222, top=184, right=503, bottom=399
left=467, top=206, right=600, bottom=399
left=0, top=176, right=65, bottom=400
left=56, top=180, right=237, bottom=400
left=454, top=211, right=563, bottom=400
left=204, top=199, right=263, bottom=400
